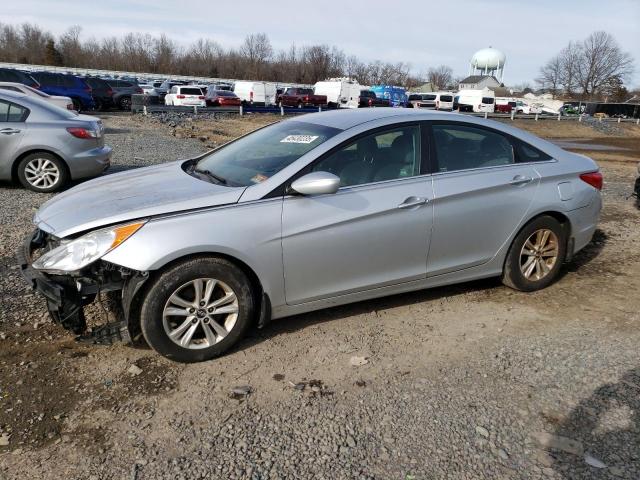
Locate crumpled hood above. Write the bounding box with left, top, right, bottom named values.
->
left=35, top=161, right=246, bottom=237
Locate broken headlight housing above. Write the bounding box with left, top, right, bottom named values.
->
left=33, top=221, right=145, bottom=273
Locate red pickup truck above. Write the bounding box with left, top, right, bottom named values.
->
left=277, top=88, right=327, bottom=108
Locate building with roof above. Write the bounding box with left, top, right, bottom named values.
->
left=458, top=75, right=501, bottom=91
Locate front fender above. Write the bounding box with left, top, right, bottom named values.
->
left=101, top=199, right=286, bottom=309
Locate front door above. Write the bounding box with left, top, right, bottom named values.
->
left=281, top=124, right=433, bottom=305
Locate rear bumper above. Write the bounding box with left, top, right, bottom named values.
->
left=67, top=145, right=112, bottom=180
left=566, top=194, right=602, bottom=254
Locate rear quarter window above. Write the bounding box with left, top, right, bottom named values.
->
left=517, top=141, right=552, bottom=162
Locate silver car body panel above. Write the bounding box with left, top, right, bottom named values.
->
left=0, top=90, right=111, bottom=182
left=35, top=109, right=601, bottom=321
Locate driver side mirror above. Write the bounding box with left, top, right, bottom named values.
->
left=290, top=171, right=340, bottom=196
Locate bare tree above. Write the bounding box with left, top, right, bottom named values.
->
left=427, top=65, right=453, bottom=90
left=577, top=31, right=634, bottom=98
left=536, top=54, right=562, bottom=96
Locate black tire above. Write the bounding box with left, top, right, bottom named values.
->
left=71, top=98, right=82, bottom=112
left=119, top=96, right=132, bottom=110
left=502, top=215, right=567, bottom=292
left=140, top=257, right=255, bottom=363
left=17, top=152, right=69, bottom=192
left=93, top=98, right=102, bottom=111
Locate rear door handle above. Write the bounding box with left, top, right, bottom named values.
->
left=398, top=197, right=428, bottom=209
left=0, top=128, right=20, bottom=134
left=510, top=175, right=534, bottom=186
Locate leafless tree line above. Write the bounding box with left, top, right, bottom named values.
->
left=537, top=31, right=634, bottom=100
left=0, top=23, right=426, bottom=87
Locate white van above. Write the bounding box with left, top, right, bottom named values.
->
left=434, top=91, right=454, bottom=111
left=313, top=78, right=361, bottom=108
left=233, top=81, right=277, bottom=106
left=455, top=88, right=495, bottom=113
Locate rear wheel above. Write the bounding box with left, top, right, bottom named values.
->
left=119, top=96, right=132, bottom=110
left=17, top=152, right=68, bottom=192
left=502, top=216, right=567, bottom=291
left=140, top=257, right=255, bottom=363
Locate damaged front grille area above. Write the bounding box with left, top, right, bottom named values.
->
left=19, top=228, right=149, bottom=345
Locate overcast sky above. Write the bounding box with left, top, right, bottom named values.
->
left=5, top=0, right=640, bottom=86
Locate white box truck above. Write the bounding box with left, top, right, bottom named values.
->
left=455, top=88, right=495, bottom=113
left=313, top=78, right=361, bottom=109
left=233, top=81, right=277, bottom=106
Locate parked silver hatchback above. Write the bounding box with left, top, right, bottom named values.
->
left=20, top=109, right=602, bottom=362
left=0, top=90, right=111, bottom=192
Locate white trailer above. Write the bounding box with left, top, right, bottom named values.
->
left=313, top=78, right=361, bottom=109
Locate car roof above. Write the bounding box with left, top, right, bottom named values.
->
left=297, top=107, right=436, bottom=130
left=0, top=89, right=29, bottom=100
left=0, top=82, right=27, bottom=88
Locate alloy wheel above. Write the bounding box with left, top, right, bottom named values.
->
left=24, top=158, right=60, bottom=189
left=519, top=228, right=559, bottom=281
left=162, top=278, right=239, bottom=350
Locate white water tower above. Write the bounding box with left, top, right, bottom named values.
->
left=469, top=47, right=506, bottom=82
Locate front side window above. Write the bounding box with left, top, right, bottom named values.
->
left=195, top=121, right=341, bottom=187
left=313, top=125, right=421, bottom=187
left=432, top=124, right=514, bottom=172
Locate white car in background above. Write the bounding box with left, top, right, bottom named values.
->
left=515, top=101, right=543, bottom=115
left=0, top=82, right=74, bottom=110
left=138, top=83, right=158, bottom=96
left=164, top=86, right=206, bottom=107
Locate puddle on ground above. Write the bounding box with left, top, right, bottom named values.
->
left=551, top=139, right=630, bottom=151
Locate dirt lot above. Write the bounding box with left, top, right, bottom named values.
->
left=0, top=113, right=639, bottom=479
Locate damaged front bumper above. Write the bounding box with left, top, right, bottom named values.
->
left=17, top=228, right=148, bottom=344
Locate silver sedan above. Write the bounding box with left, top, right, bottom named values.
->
left=0, top=90, right=111, bottom=192
left=21, top=109, right=602, bottom=362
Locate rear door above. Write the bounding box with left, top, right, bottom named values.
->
left=0, top=99, right=28, bottom=177
left=281, top=123, right=432, bottom=304
left=427, top=121, right=539, bottom=276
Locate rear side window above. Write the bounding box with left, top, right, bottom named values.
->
left=0, top=100, right=29, bottom=122
left=432, top=124, right=514, bottom=172
left=516, top=141, right=552, bottom=162
left=0, top=70, right=20, bottom=82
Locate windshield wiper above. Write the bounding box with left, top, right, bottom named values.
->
left=193, top=168, right=228, bottom=185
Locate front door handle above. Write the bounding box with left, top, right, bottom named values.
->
left=398, top=197, right=428, bottom=209
left=0, top=128, right=20, bottom=135
left=510, top=175, right=534, bottom=186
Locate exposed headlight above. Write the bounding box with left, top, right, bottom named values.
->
left=33, top=221, right=145, bottom=273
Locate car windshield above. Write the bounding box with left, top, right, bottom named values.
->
left=194, top=121, right=341, bottom=187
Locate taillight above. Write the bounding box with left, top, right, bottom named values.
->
left=136, top=87, right=143, bottom=94
left=250, top=91, right=253, bottom=100
left=368, top=98, right=372, bottom=106
left=304, top=96, right=309, bottom=102
left=579, top=171, right=603, bottom=190
left=198, top=96, right=205, bottom=99
left=84, top=86, right=92, bottom=93
left=66, top=127, right=97, bottom=139
left=177, top=94, right=186, bottom=99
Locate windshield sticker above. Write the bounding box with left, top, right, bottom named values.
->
left=280, top=135, right=319, bottom=144
left=251, top=174, right=269, bottom=184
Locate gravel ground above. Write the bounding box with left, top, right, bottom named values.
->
left=0, top=114, right=639, bottom=479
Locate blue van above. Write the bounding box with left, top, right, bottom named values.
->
left=30, top=72, right=95, bottom=111
left=370, top=85, right=408, bottom=107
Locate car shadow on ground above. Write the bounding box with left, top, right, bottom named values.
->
left=560, top=228, right=608, bottom=276
left=238, top=276, right=503, bottom=349
left=549, top=366, right=640, bottom=479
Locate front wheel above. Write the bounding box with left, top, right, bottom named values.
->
left=119, top=96, right=132, bottom=110
left=502, top=216, right=567, bottom=292
left=140, top=257, right=255, bottom=363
